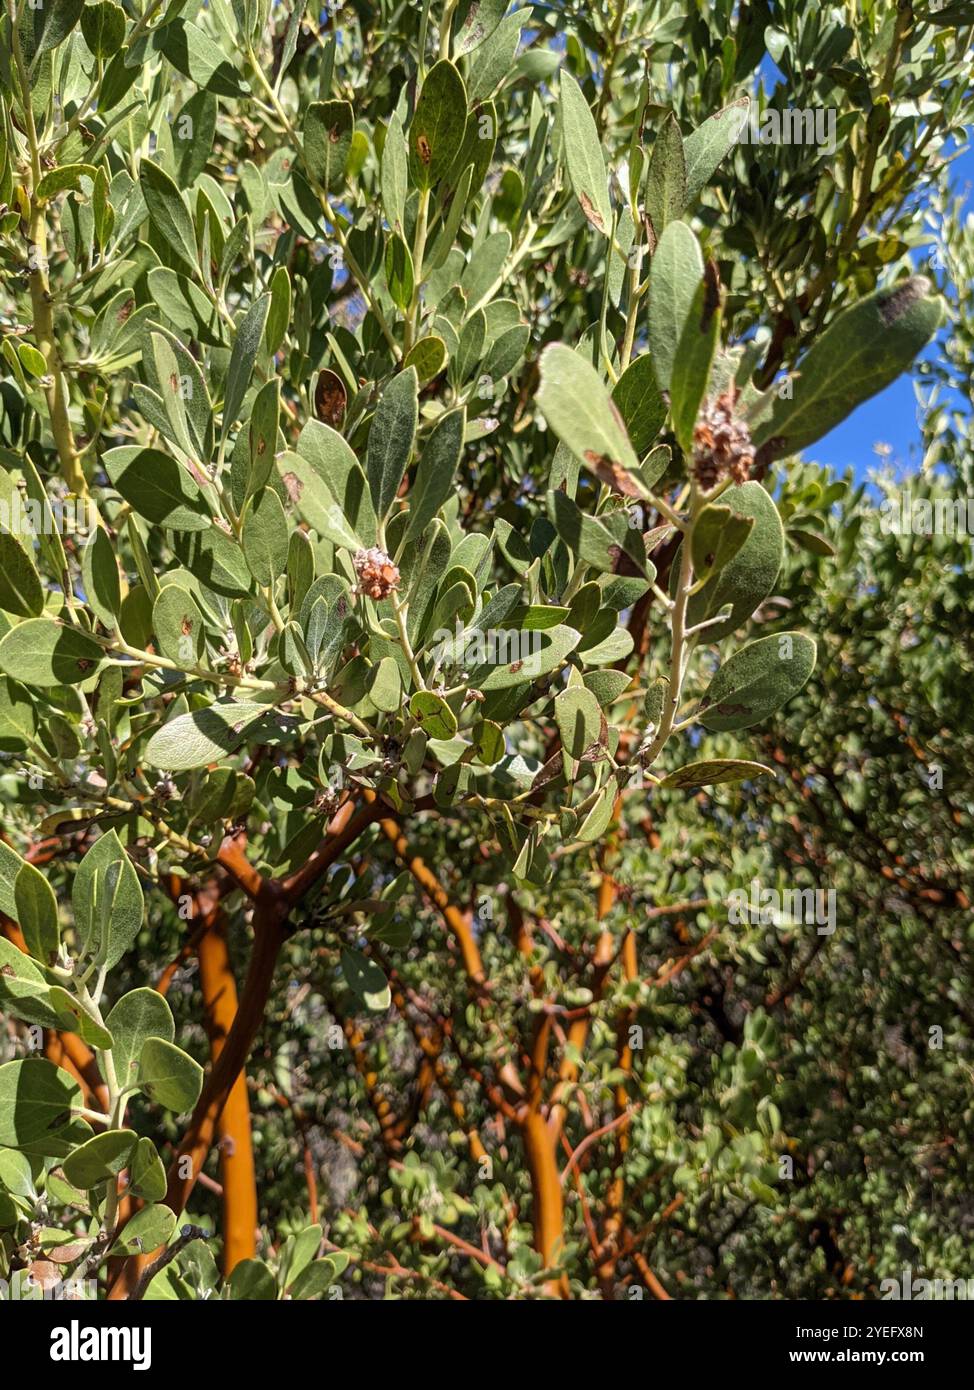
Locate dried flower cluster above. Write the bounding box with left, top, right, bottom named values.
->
left=692, top=387, right=755, bottom=491
left=353, top=546, right=401, bottom=601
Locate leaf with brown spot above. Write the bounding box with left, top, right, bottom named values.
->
left=578, top=191, right=604, bottom=233
left=537, top=345, right=643, bottom=497
left=583, top=450, right=644, bottom=498
left=408, top=60, right=468, bottom=190
left=314, top=369, right=347, bottom=428
left=750, top=276, right=944, bottom=460
left=303, top=101, right=353, bottom=190
left=560, top=72, right=611, bottom=238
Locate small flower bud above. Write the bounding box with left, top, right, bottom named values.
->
left=353, top=546, right=401, bottom=601
left=692, top=387, right=755, bottom=492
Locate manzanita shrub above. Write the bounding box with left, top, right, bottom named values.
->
left=0, top=0, right=968, bottom=1301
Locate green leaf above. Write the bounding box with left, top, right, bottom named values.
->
left=282, top=615, right=312, bottom=679
left=455, top=0, right=508, bottom=55
left=172, top=90, right=217, bottom=188
left=648, top=220, right=704, bottom=393
left=290, top=1256, right=345, bottom=1299
left=18, top=342, right=48, bottom=377
left=642, top=677, right=668, bottom=731
left=81, top=528, right=121, bottom=628
left=128, top=1136, right=167, bottom=1202
left=139, top=160, right=198, bottom=274
left=577, top=616, right=634, bottom=666
left=367, top=656, right=402, bottom=712
left=0, top=618, right=102, bottom=688
left=409, top=60, right=468, bottom=190
left=405, top=408, right=465, bottom=541
left=460, top=229, right=510, bottom=308
left=303, top=100, right=353, bottom=191
left=80, top=0, right=126, bottom=58
left=141, top=331, right=212, bottom=463
left=560, top=71, right=611, bottom=235
left=145, top=268, right=220, bottom=344
left=303, top=595, right=344, bottom=678
left=265, top=268, right=291, bottom=356
left=467, top=15, right=522, bottom=102
left=453, top=307, right=487, bottom=386
left=72, top=829, right=145, bottom=969
left=684, top=482, right=784, bottom=642
left=156, top=18, right=249, bottom=97
left=62, top=1130, right=137, bottom=1189
left=223, top=295, right=271, bottom=440
left=661, top=759, right=775, bottom=790
left=699, top=632, right=816, bottom=732
left=104, top=989, right=175, bottom=1094
left=104, top=447, right=211, bottom=531
left=385, top=232, right=414, bottom=312
left=381, top=111, right=408, bottom=232
left=789, top=527, right=836, bottom=558
left=509, top=605, right=573, bottom=631
left=0, top=676, right=37, bottom=749
left=36, top=163, right=98, bottom=201
left=0, top=936, right=66, bottom=1029
left=690, top=503, right=754, bottom=579
left=555, top=686, right=602, bottom=759
left=242, top=487, right=289, bottom=587
left=473, top=718, right=504, bottom=764
left=138, top=1037, right=203, bottom=1113
left=547, top=490, right=627, bottom=574
left=152, top=582, right=205, bottom=663
left=280, top=458, right=360, bottom=550
left=486, top=322, right=529, bottom=382
left=683, top=98, right=749, bottom=202
left=471, top=625, right=582, bottom=691
left=537, top=345, right=642, bottom=495
left=149, top=334, right=194, bottom=460
left=0, top=530, right=44, bottom=617
left=340, top=946, right=391, bottom=1011
left=670, top=264, right=721, bottom=450
left=227, top=1258, right=277, bottom=1300
left=33, top=0, right=84, bottom=58
left=14, top=862, right=60, bottom=966
left=612, top=354, right=667, bottom=457
left=410, top=691, right=457, bottom=739
left=577, top=785, right=615, bottom=842
left=584, top=669, right=632, bottom=705
left=0, top=841, right=25, bottom=920
left=0, top=1148, right=35, bottom=1200
left=108, top=1202, right=176, bottom=1257
left=286, top=418, right=377, bottom=547
left=172, top=528, right=252, bottom=598
left=48, top=988, right=113, bottom=1050
left=366, top=367, right=418, bottom=520
left=750, top=277, right=944, bottom=460
left=0, top=1059, right=82, bottom=1149
left=644, top=112, right=688, bottom=242
left=143, top=701, right=271, bottom=771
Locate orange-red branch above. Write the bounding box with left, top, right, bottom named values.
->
left=197, top=910, right=258, bottom=1275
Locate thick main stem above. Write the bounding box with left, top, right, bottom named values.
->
left=520, top=1014, right=569, bottom=1297
left=198, top=910, right=258, bottom=1275
left=108, top=802, right=377, bottom=1298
